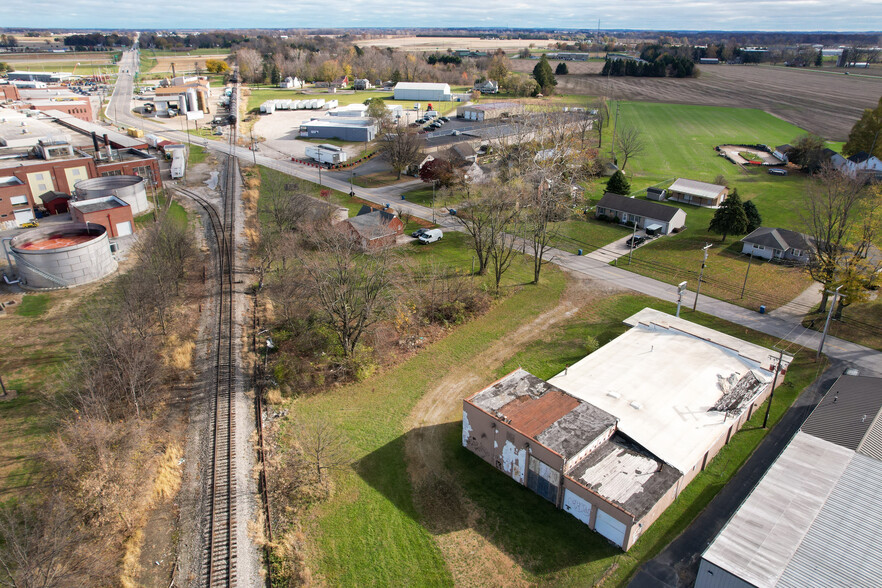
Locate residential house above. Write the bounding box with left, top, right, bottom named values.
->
left=331, top=75, right=349, bottom=89
left=697, top=375, right=882, bottom=588
left=666, top=178, right=728, bottom=208
left=464, top=308, right=791, bottom=550
left=832, top=151, right=882, bottom=181
left=343, top=205, right=404, bottom=250
left=473, top=79, right=499, bottom=94
left=279, top=76, right=303, bottom=89
left=740, top=227, right=813, bottom=263
left=353, top=78, right=373, bottom=90
left=595, top=192, right=686, bottom=235
left=773, top=144, right=794, bottom=162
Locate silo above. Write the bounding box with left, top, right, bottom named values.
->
left=186, top=88, right=198, bottom=112
left=178, top=95, right=187, bottom=113
left=75, top=175, right=150, bottom=216
left=4, top=223, right=117, bottom=289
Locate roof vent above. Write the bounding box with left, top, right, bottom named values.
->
left=630, top=401, right=643, bottom=410
left=607, top=391, right=621, bottom=399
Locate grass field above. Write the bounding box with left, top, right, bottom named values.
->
left=604, top=102, right=817, bottom=310
left=146, top=48, right=231, bottom=56
left=15, top=294, right=51, bottom=317
left=188, top=144, right=208, bottom=165
left=7, top=61, right=116, bottom=75
left=257, top=165, right=364, bottom=218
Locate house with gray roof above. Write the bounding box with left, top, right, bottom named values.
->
left=697, top=374, right=882, bottom=588
left=740, top=227, right=813, bottom=263
left=343, top=206, right=404, bottom=251
left=595, top=192, right=686, bottom=235
left=666, top=178, right=728, bottom=208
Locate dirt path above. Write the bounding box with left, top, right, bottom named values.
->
left=403, top=272, right=624, bottom=586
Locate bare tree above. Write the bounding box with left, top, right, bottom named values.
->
left=0, top=496, right=109, bottom=588
left=236, top=48, right=264, bottom=83
left=378, top=127, right=424, bottom=180
left=616, top=125, right=645, bottom=171
left=298, top=229, right=392, bottom=358
left=594, top=97, right=608, bottom=149
left=802, top=164, right=878, bottom=312
left=300, top=417, right=349, bottom=485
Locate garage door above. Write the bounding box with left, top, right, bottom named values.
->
left=594, top=509, right=626, bottom=547
left=13, top=209, right=34, bottom=226
left=562, top=489, right=592, bottom=526
left=115, top=221, right=133, bottom=237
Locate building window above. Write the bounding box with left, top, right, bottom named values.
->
left=10, top=195, right=28, bottom=206
left=753, top=244, right=765, bottom=250
left=100, top=170, right=123, bottom=177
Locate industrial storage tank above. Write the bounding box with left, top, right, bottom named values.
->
left=74, top=175, right=150, bottom=216
left=4, top=223, right=117, bottom=289
left=186, top=88, right=198, bottom=112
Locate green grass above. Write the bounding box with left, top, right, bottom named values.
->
left=135, top=190, right=186, bottom=227
left=604, top=102, right=818, bottom=310
left=549, top=218, right=634, bottom=254
left=279, top=258, right=568, bottom=585
left=9, top=61, right=116, bottom=75
left=350, top=169, right=411, bottom=188
left=257, top=165, right=364, bottom=219
left=188, top=144, right=208, bottom=165
left=15, top=294, right=50, bottom=317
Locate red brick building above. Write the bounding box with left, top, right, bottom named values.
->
left=70, top=195, right=134, bottom=237
left=343, top=205, right=404, bottom=250
left=0, top=175, right=35, bottom=226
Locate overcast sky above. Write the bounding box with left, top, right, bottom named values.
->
left=3, top=1, right=882, bottom=32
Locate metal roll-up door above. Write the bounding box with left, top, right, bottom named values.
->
left=594, top=509, right=626, bottom=547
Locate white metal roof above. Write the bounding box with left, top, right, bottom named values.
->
left=394, top=82, right=451, bottom=91
left=548, top=308, right=789, bottom=473
left=668, top=178, right=726, bottom=199
left=701, top=432, right=854, bottom=588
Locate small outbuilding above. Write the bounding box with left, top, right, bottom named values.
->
left=595, top=192, right=686, bottom=235
left=456, top=102, right=518, bottom=121
left=69, top=195, right=134, bottom=238
left=39, top=191, right=72, bottom=215
left=666, top=178, right=728, bottom=208
left=343, top=206, right=404, bottom=251
left=740, top=227, right=813, bottom=263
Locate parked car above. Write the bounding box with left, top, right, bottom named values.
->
left=19, top=220, right=39, bottom=228
left=768, top=168, right=788, bottom=176
left=411, top=228, right=428, bottom=238
left=626, top=235, right=646, bottom=248
left=439, top=116, right=450, bottom=122
left=213, top=128, right=223, bottom=136
left=418, top=229, right=443, bottom=244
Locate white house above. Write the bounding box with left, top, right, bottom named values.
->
left=279, top=76, right=303, bottom=89
left=740, top=227, right=813, bottom=263
left=473, top=80, right=499, bottom=94
left=832, top=151, right=882, bottom=181
left=595, top=192, right=687, bottom=235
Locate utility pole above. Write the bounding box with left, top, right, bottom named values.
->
left=432, top=179, right=437, bottom=224
left=740, top=252, right=754, bottom=298
left=250, top=129, right=257, bottom=166
left=693, top=243, right=712, bottom=312
left=627, top=219, right=638, bottom=265
left=763, top=347, right=786, bottom=428
left=816, top=285, right=843, bottom=360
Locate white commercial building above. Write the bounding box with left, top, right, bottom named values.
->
left=393, top=82, right=452, bottom=102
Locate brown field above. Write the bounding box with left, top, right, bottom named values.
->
left=3, top=52, right=115, bottom=64
left=510, top=60, right=882, bottom=140
left=358, top=35, right=557, bottom=51
left=149, top=54, right=229, bottom=74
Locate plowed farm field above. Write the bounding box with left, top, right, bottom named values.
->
left=510, top=60, right=882, bottom=140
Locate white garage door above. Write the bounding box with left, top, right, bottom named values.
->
left=115, top=221, right=133, bottom=237
left=562, top=489, right=592, bottom=526
left=13, top=209, right=34, bottom=225
left=594, top=509, right=626, bottom=547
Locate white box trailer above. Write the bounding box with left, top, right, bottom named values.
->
left=260, top=101, right=275, bottom=114
left=324, top=99, right=339, bottom=109
left=170, top=150, right=186, bottom=179
left=305, top=144, right=349, bottom=165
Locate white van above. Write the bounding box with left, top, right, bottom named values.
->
left=418, top=229, right=443, bottom=244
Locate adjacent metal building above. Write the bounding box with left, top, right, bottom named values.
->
left=299, top=118, right=377, bottom=142
left=697, top=375, right=882, bottom=588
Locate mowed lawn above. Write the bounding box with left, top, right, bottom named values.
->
left=245, top=87, right=459, bottom=115
left=608, top=102, right=817, bottom=310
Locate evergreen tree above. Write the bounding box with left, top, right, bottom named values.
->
left=605, top=171, right=631, bottom=195
left=708, top=189, right=748, bottom=242
left=743, top=200, right=762, bottom=233
left=532, top=55, right=557, bottom=94
left=555, top=62, right=568, bottom=75
left=270, top=64, right=281, bottom=85
left=843, top=97, right=882, bottom=159
left=814, top=50, right=823, bottom=67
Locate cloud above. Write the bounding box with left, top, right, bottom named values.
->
left=2, top=0, right=881, bottom=30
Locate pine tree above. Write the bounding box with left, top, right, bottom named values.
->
left=708, top=189, right=748, bottom=242
left=555, top=62, right=569, bottom=75
left=605, top=171, right=631, bottom=195
left=532, top=55, right=557, bottom=94
left=743, top=200, right=762, bottom=233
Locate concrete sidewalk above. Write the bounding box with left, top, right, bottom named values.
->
left=769, top=280, right=823, bottom=322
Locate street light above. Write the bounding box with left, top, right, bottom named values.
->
left=350, top=170, right=356, bottom=197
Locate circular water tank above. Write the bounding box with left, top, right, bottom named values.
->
left=75, top=175, right=150, bottom=216
left=9, top=223, right=117, bottom=289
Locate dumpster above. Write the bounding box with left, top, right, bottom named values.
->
left=578, top=249, right=583, bottom=256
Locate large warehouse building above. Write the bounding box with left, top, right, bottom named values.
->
left=299, top=117, right=377, bottom=142
left=393, top=82, right=452, bottom=102
left=463, top=308, right=791, bottom=550
left=696, top=374, right=882, bottom=588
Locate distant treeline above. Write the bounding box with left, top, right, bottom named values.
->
left=138, top=32, right=248, bottom=50
left=601, top=45, right=697, bottom=78
left=63, top=33, right=133, bottom=49
left=426, top=53, right=462, bottom=65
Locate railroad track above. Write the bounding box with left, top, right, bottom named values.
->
left=175, top=82, right=240, bottom=587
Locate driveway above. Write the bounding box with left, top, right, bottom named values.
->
left=586, top=231, right=647, bottom=264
